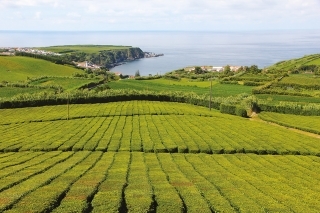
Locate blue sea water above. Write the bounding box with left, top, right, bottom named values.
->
left=0, top=30, right=320, bottom=76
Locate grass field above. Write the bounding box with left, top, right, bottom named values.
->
left=29, top=77, right=99, bottom=91
left=256, top=94, right=320, bottom=104
left=38, top=45, right=133, bottom=54
left=280, top=74, right=320, bottom=86
left=0, top=56, right=81, bottom=82
left=0, top=87, right=54, bottom=98
left=0, top=152, right=320, bottom=212
left=152, top=78, right=219, bottom=87
left=108, top=79, right=254, bottom=96
left=267, top=54, right=320, bottom=71
left=1, top=101, right=320, bottom=155
left=305, top=58, right=320, bottom=65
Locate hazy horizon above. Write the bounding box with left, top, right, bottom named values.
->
left=1, top=0, right=320, bottom=31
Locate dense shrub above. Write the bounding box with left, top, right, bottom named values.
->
left=220, top=104, right=236, bottom=115
left=235, top=106, right=248, bottom=117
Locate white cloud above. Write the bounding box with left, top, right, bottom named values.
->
left=0, top=0, right=319, bottom=30
left=67, top=12, right=81, bottom=18
left=34, top=11, right=41, bottom=19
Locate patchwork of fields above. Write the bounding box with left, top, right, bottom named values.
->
left=1, top=101, right=320, bottom=155
left=108, top=79, right=254, bottom=96
left=0, top=83, right=320, bottom=212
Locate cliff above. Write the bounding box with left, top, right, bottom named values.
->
left=83, top=47, right=144, bottom=68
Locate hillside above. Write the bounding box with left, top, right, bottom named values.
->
left=0, top=56, right=81, bottom=82
left=267, top=53, right=320, bottom=73
left=1, top=101, right=320, bottom=212
left=38, top=45, right=145, bottom=68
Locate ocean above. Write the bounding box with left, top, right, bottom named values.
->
left=1, top=30, right=320, bottom=76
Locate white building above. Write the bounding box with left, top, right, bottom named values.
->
left=212, top=67, right=224, bottom=72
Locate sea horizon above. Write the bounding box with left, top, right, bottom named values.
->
left=1, top=30, right=320, bottom=76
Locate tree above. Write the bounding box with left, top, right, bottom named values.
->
left=249, top=65, right=261, bottom=74
left=194, top=66, right=203, bottom=74
left=223, top=65, right=232, bottom=76
left=135, top=70, right=141, bottom=77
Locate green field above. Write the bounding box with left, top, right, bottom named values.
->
left=2, top=50, right=320, bottom=212
left=267, top=54, right=320, bottom=71
left=151, top=78, right=218, bottom=87
left=280, top=74, right=320, bottom=86
left=259, top=111, right=320, bottom=134
left=29, top=77, right=99, bottom=91
left=0, top=87, right=54, bottom=98
left=108, top=79, right=254, bottom=96
left=256, top=94, right=320, bottom=104
left=38, top=45, right=133, bottom=54
left=0, top=152, right=320, bottom=212
left=305, top=58, right=320, bottom=65
left=0, top=56, right=81, bottom=82
left=1, top=101, right=320, bottom=212
left=1, top=101, right=320, bottom=155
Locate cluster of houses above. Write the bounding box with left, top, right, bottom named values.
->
left=144, top=52, right=164, bottom=58
left=15, top=48, right=61, bottom=56
left=186, top=66, right=241, bottom=72
left=0, top=47, right=61, bottom=56
left=77, top=61, right=101, bottom=69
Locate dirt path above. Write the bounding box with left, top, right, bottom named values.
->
left=249, top=113, right=320, bottom=139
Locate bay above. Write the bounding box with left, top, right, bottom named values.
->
left=0, top=30, right=319, bottom=76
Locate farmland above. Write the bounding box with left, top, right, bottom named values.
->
left=29, top=77, right=100, bottom=91
left=1, top=52, right=320, bottom=212
left=1, top=101, right=320, bottom=155
left=38, top=45, right=133, bottom=54
left=259, top=111, right=320, bottom=135
left=0, top=151, right=320, bottom=212
left=0, top=87, right=54, bottom=98
left=0, top=56, right=81, bottom=82
left=267, top=53, right=320, bottom=72
left=108, top=79, right=254, bottom=96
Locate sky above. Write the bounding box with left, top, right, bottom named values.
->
left=0, top=0, right=320, bottom=31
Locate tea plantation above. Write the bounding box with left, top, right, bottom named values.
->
left=1, top=101, right=320, bottom=212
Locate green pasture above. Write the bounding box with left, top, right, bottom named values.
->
left=38, top=45, right=133, bottom=54
left=0, top=87, right=54, bottom=98
left=256, top=94, right=320, bottom=104
left=30, top=77, right=98, bottom=91
left=153, top=78, right=218, bottom=88
left=268, top=54, right=320, bottom=71
left=305, top=58, right=320, bottom=65
left=108, top=79, right=254, bottom=96
left=280, top=74, right=320, bottom=85
left=237, top=73, right=271, bottom=81
left=0, top=56, right=81, bottom=82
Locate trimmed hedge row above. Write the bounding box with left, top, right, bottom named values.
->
left=258, top=102, right=320, bottom=116
left=220, top=104, right=247, bottom=117
left=0, top=90, right=249, bottom=117
left=259, top=114, right=320, bottom=135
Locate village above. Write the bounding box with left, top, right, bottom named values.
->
left=185, top=65, right=241, bottom=72
left=0, top=47, right=61, bottom=56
